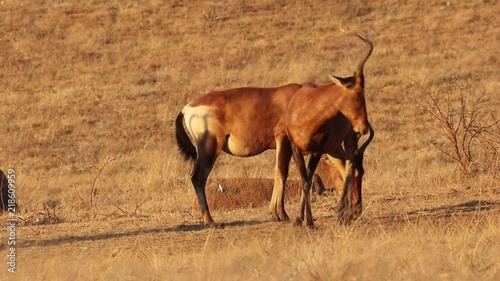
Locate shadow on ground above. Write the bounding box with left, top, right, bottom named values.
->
left=373, top=200, right=500, bottom=224
left=5, top=219, right=269, bottom=250
left=6, top=200, right=499, bottom=251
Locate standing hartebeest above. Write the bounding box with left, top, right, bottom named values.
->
left=285, top=32, right=373, bottom=226
left=176, top=84, right=303, bottom=226
left=175, top=32, right=373, bottom=227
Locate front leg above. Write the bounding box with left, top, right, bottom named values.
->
left=290, top=145, right=311, bottom=227
left=338, top=159, right=354, bottom=224
left=303, top=152, right=322, bottom=226
left=338, top=132, right=357, bottom=224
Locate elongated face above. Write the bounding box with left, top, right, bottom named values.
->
left=341, top=73, right=369, bottom=135
left=351, top=98, right=369, bottom=136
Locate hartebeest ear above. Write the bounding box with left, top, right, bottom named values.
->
left=330, top=75, right=355, bottom=89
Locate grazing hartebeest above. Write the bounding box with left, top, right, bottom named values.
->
left=314, top=124, right=374, bottom=215
left=315, top=128, right=374, bottom=196
left=285, top=32, right=373, bottom=226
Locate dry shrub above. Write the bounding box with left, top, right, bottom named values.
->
left=406, top=76, right=499, bottom=176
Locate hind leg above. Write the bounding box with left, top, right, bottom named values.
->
left=270, top=134, right=292, bottom=221
left=192, top=133, right=222, bottom=227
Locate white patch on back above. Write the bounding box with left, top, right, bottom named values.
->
left=182, top=105, right=219, bottom=142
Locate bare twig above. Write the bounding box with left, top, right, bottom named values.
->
left=103, top=195, right=128, bottom=215
left=90, top=154, right=124, bottom=219
left=134, top=190, right=152, bottom=215
left=73, top=185, right=86, bottom=206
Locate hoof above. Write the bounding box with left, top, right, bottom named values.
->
left=271, top=211, right=290, bottom=222
left=306, top=222, right=316, bottom=229
left=280, top=212, right=290, bottom=222
left=305, top=218, right=315, bottom=228
left=203, top=215, right=215, bottom=227
left=204, top=218, right=222, bottom=228
left=353, top=206, right=363, bottom=219
left=293, top=217, right=303, bottom=227
left=338, top=213, right=353, bottom=225
left=207, top=222, right=226, bottom=229
left=271, top=212, right=281, bottom=222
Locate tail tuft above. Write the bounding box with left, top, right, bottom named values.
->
left=175, top=112, right=197, bottom=162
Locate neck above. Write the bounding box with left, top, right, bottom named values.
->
left=304, top=84, right=349, bottom=131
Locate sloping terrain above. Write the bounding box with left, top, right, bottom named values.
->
left=0, top=0, right=499, bottom=280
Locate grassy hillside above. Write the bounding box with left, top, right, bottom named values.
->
left=0, top=0, right=498, bottom=280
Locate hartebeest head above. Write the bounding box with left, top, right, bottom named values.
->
left=336, top=72, right=369, bottom=135
left=331, top=32, right=373, bottom=136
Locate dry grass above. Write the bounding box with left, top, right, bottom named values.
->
left=0, top=0, right=499, bottom=280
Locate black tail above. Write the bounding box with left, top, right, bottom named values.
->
left=175, top=112, right=197, bottom=162
left=1, top=170, right=9, bottom=212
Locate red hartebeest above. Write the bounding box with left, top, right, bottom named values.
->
left=314, top=124, right=374, bottom=216
left=176, top=32, right=373, bottom=227
left=176, top=84, right=303, bottom=226
left=285, top=32, right=373, bottom=226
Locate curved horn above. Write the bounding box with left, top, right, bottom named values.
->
left=358, top=122, right=374, bottom=156
left=353, top=32, right=373, bottom=77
